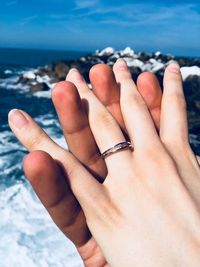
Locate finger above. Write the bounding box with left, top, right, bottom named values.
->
left=113, top=59, right=159, bottom=150
left=160, top=63, right=200, bottom=197
left=66, top=69, right=131, bottom=173
left=23, top=150, right=90, bottom=246
left=52, top=81, right=106, bottom=180
left=90, top=64, right=162, bottom=132
left=89, top=64, right=125, bottom=130
left=8, top=109, right=103, bottom=214
left=8, top=108, right=64, bottom=156
left=160, top=63, right=189, bottom=151
left=137, top=72, right=162, bottom=129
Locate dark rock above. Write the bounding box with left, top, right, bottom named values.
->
left=30, top=83, right=49, bottom=92
left=183, top=75, right=200, bottom=111
left=16, top=75, right=30, bottom=84
left=35, top=65, right=53, bottom=76
left=52, top=61, right=70, bottom=79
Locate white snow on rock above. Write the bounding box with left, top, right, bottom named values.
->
left=147, top=58, right=165, bottom=72
left=98, top=47, right=115, bottom=56
left=181, top=66, right=200, bottom=80
left=23, top=71, right=36, bottom=80
left=120, top=47, right=135, bottom=57
left=123, top=58, right=144, bottom=68
left=141, top=63, right=152, bottom=72
left=155, top=51, right=161, bottom=57
left=123, top=57, right=165, bottom=73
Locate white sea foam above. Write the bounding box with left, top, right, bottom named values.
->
left=33, top=90, right=51, bottom=98
left=4, top=69, right=13, bottom=74
left=23, top=71, right=36, bottom=80
left=0, top=76, right=29, bottom=91
left=0, top=183, right=83, bottom=267
left=0, top=114, right=78, bottom=267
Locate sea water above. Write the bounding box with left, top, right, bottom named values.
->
left=0, top=48, right=87, bottom=267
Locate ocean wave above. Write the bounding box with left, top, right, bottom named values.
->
left=0, top=76, right=29, bottom=91
left=33, top=90, right=51, bottom=99
left=0, top=183, right=83, bottom=267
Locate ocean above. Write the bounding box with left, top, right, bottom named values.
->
left=0, top=48, right=87, bottom=267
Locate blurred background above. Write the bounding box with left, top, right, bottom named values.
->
left=0, top=0, right=200, bottom=266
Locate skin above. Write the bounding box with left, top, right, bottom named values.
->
left=8, top=62, right=200, bottom=266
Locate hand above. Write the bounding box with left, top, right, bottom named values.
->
left=8, top=64, right=164, bottom=266
left=62, top=60, right=200, bottom=266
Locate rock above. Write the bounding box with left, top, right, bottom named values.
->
left=151, top=61, right=165, bottom=73
left=155, top=51, right=161, bottom=57
left=30, top=82, right=49, bottom=92
left=124, top=58, right=144, bottom=69
left=80, top=57, right=87, bottom=62
left=98, top=47, right=115, bottom=56
left=23, top=71, right=36, bottom=80
left=195, top=101, right=200, bottom=110
left=53, top=61, right=70, bottom=79
left=120, top=47, right=135, bottom=57
left=181, top=66, right=200, bottom=80
left=35, top=65, right=53, bottom=76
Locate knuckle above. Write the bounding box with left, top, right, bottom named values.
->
left=121, top=92, right=146, bottom=110
left=161, top=127, right=189, bottom=151
left=162, top=137, right=189, bottom=153
left=28, top=129, right=46, bottom=151
left=140, top=144, right=162, bottom=162
left=96, top=110, right=116, bottom=128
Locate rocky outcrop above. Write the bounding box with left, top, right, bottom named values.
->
left=16, top=46, right=200, bottom=92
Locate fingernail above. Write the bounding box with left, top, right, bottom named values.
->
left=68, top=68, right=84, bottom=82
left=115, top=58, right=128, bottom=71
left=8, top=109, right=28, bottom=129
left=167, top=62, right=180, bottom=74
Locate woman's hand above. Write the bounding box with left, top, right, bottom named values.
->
left=8, top=64, right=164, bottom=266
left=62, top=60, right=200, bottom=267
left=8, top=60, right=200, bottom=266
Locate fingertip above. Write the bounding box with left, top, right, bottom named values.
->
left=52, top=81, right=77, bottom=99
left=66, top=68, right=85, bottom=84
left=165, top=62, right=180, bottom=74
left=163, top=62, right=182, bottom=87
left=137, top=72, right=162, bottom=103
left=113, top=58, right=128, bottom=72
left=137, top=71, right=155, bottom=85
left=23, top=150, right=54, bottom=182
left=89, top=63, right=111, bottom=78
left=52, top=81, right=81, bottom=108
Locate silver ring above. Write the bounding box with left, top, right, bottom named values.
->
left=101, top=141, right=133, bottom=159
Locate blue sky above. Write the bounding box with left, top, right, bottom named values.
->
left=0, top=0, right=200, bottom=56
